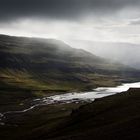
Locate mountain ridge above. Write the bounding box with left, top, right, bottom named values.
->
left=0, top=34, right=140, bottom=93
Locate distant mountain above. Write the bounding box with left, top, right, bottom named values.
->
left=0, top=34, right=139, bottom=92
left=68, top=40, right=140, bottom=69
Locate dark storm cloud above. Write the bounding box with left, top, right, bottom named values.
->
left=0, top=0, right=140, bottom=22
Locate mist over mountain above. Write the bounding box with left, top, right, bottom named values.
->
left=0, top=1, right=140, bottom=140
left=0, top=34, right=139, bottom=93
left=68, top=40, right=140, bottom=69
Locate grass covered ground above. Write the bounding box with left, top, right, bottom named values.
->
left=0, top=88, right=140, bottom=140
left=0, top=34, right=140, bottom=140
left=44, top=88, right=140, bottom=140
left=1, top=34, right=140, bottom=94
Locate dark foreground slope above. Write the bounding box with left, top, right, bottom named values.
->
left=0, top=34, right=140, bottom=140
left=0, top=34, right=139, bottom=93
left=0, top=89, right=140, bottom=140
left=41, top=88, right=140, bottom=140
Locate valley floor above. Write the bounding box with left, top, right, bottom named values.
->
left=0, top=88, right=140, bottom=140
left=44, top=88, right=140, bottom=140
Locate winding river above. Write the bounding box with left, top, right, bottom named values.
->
left=0, top=82, right=140, bottom=125
left=45, top=82, right=140, bottom=103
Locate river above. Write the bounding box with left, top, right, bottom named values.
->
left=0, top=82, right=140, bottom=125
left=44, top=82, right=140, bottom=103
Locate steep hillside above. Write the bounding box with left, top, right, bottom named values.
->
left=1, top=88, right=140, bottom=140
left=41, top=88, right=140, bottom=140
left=0, top=34, right=139, bottom=92
left=69, top=40, right=140, bottom=69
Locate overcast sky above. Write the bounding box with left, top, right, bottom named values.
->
left=0, top=0, right=140, bottom=45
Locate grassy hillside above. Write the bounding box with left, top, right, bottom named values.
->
left=0, top=88, right=140, bottom=140
left=0, top=34, right=140, bottom=140
left=35, top=88, right=140, bottom=140
left=0, top=34, right=139, bottom=93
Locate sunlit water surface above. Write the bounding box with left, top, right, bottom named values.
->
left=0, top=82, right=140, bottom=125
left=45, top=82, right=140, bottom=103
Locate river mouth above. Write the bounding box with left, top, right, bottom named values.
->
left=0, top=82, right=140, bottom=125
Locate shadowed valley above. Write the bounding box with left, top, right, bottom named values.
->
left=0, top=34, right=140, bottom=140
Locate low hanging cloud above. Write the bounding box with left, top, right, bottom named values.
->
left=129, top=19, right=140, bottom=25
left=0, top=0, right=140, bottom=69
left=0, top=0, right=140, bottom=22
left=0, top=0, right=140, bottom=45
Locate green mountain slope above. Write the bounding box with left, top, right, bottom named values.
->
left=0, top=34, right=139, bottom=93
